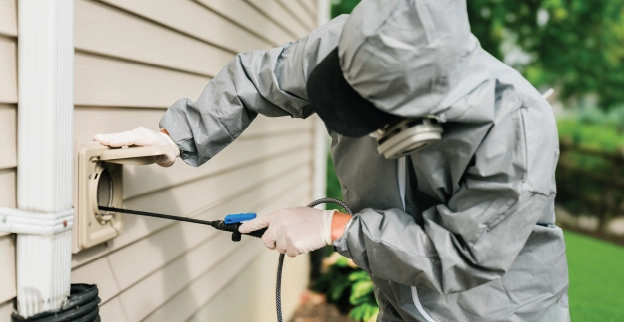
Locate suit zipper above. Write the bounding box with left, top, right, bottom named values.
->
left=398, top=157, right=436, bottom=322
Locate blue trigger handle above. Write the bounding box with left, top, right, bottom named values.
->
left=224, top=213, right=257, bottom=224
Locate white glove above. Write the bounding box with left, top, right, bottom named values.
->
left=93, top=127, right=180, bottom=167
left=238, top=207, right=336, bottom=258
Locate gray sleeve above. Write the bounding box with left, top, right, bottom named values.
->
left=159, top=15, right=349, bottom=167
left=334, top=171, right=552, bottom=295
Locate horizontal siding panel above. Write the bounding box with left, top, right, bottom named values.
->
left=154, top=253, right=263, bottom=322
left=119, top=236, right=260, bottom=322
left=186, top=250, right=309, bottom=322
left=0, top=299, right=13, bottom=322
left=195, top=0, right=294, bottom=46
left=0, top=37, right=17, bottom=104
left=98, top=297, right=129, bottom=322
left=100, top=0, right=271, bottom=53
left=73, top=107, right=164, bottom=143
left=71, top=258, right=120, bottom=303
left=107, top=165, right=310, bottom=292
left=75, top=0, right=233, bottom=77
left=245, top=0, right=309, bottom=39
left=299, top=0, right=317, bottom=19
left=0, top=105, right=16, bottom=169
left=278, top=0, right=316, bottom=31
left=74, top=53, right=210, bottom=108
left=74, top=107, right=313, bottom=143
left=0, top=169, right=16, bottom=208
left=71, top=242, right=108, bottom=269
left=123, top=131, right=311, bottom=199
left=71, top=147, right=311, bottom=268
left=0, top=235, right=16, bottom=303
left=0, top=0, right=17, bottom=37
left=145, top=187, right=310, bottom=322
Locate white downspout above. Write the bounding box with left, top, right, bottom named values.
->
left=312, top=0, right=331, bottom=202
left=6, top=0, right=74, bottom=317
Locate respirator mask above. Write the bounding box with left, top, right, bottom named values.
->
left=306, top=48, right=443, bottom=159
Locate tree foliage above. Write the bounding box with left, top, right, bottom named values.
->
left=332, top=0, right=624, bottom=109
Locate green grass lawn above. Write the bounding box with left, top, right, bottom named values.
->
left=564, top=231, right=624, bottom=321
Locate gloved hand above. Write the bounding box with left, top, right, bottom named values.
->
left=93, top=127, right=180, bottom=167
left=238, top=207, right=337, bottom=258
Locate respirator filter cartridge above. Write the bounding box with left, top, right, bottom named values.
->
left=374, top=118, right=443, bottom=159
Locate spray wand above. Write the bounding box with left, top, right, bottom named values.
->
left=97, top=206, right=266, bottom=242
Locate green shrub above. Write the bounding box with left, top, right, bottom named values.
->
left=606, top=105, right=624, bottom=132
left=312, top=254, right=378, bottom=322
left=557, top=118, right=624, bottom=152
left=555, top=117, right=624, bottom=224
left=577, top=105, right=607, bottom=126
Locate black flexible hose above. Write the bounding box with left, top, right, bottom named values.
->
left=275, top=198, right=353, bottom=322
left=11, top=284, right=101, bottom=322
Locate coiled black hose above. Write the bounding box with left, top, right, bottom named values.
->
left=11, top=284, right=101, bottom=322
left=275, top=198, right=353, bottom=322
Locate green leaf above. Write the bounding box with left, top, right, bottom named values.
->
left=335, top=257, right=351, bottom=267
left=349, top=270, right=370, bottom=282
left=349, top=303, right=367, bottom=321
left=350, top=280, right=374, bottom=305
left=349, top=302, right=380, bottom=322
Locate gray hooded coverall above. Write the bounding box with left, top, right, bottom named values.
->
left=160, top=0, right=570, bottom=321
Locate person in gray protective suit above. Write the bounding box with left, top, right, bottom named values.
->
left=95, top=0, right=570, bottom=320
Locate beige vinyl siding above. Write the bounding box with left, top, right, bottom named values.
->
left=0, top=106, right=16, bottom=170
left=298, top=0, right=318, bottom=19
left=0, top=169, right=16, bottom=215
left=0, top=300, right=11, bottom=322
left=75, top=0, right=233, bottom=77
left=195, top=0, right=294, bottom=46
left=0, top=235, right=16, bottom=304
left=278, top=0, right=317, bottom=31
left=74, top=53, right=211, bottom=108
left=185, top=251, right=310, bottom=322
left=140, top=181, right=311, bottom=322
left=0, top=302, right=10, bottom=322
left=71, top=1, right=318, bottom=321
left=99, top=298, right=129, bottom=322
left=100, top=0, right=271, bottom=53
left=245, top=0, right=309, bottom=39
left=0, top=38, right=17, bottom=104
left=0, top=0, right=17, bottom=317
left=0, top=0, right=17, bottom=38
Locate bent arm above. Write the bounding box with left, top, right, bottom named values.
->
left=159, top=16, right=349, bottom=167
left=334, top=176, right=551, bottom=295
